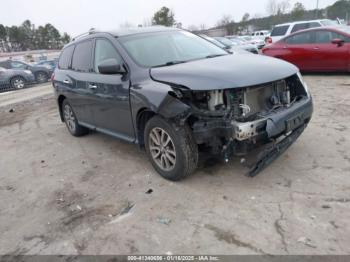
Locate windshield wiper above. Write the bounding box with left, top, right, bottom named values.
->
left=152, top=60, right=187, bottom=68
left=205, top=54, right=227, bottom=59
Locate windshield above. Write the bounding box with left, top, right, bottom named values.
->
left=118, top=30, right=227, bottom=67
left=321, top=20, right=338, bottom=26
left=202, top=36, right=227, bottom=49
left=214, top=37, right=235, bottom=47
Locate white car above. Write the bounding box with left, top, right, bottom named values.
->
left=251, top=30, right=270, bottom=40
left=267, top=19, right=338, bottom=44
left=238, top=35, right=265, bottom=49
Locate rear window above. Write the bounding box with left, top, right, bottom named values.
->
left=58, top=45, right=74, bottom=70
left=271, top=25, right=289, bottom=37
left=58, top=45, right=74, bottom=69
left=71, top=40, right=93, bottom=72
left=291, top=22, right=321, bottom=33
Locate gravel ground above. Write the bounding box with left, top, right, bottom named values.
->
left=0, top=75, right=349, bottom=255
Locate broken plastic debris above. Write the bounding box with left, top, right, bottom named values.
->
left=157, top=217, right=171, bottom=225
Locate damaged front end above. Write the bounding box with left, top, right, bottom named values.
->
left=170, top=73, right=313, bottom=176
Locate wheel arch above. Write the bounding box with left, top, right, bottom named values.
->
left=136, top=108, right=156, bottom=147
left=58, top=95, right=66, bottom=122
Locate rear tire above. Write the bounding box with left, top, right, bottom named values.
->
left=144, top=116, right=198, bottom=181
left=62, top=100, right=89, bottom=137
left=10, top=76, right=26, bottom=89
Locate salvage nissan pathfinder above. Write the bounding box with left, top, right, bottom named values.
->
left=52, top=27, right=313, bottom=181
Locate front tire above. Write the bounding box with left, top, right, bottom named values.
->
left=144, top=116, right=198, bottom=181
left=35, top=72, right=48, bottom=83
left=62, top=100, right=89, bottom=137
left=10, top=76, right=26, bottom=89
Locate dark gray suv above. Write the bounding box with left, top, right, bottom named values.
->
left=53, top=27, right=313, bottom=181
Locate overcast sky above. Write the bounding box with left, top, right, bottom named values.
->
left=1, top=0, right=338, bottom=36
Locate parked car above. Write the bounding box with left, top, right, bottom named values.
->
left=53, top=27, right=312, bottom=181
left=251, top=30, right=270, bottom=39
left=0, top=66, right=35, bottom=90
left=199, top=35, right=251, bottom=54
left=214, top=37, right=259, bottom=54
left=262, top=26, right=350, bottom=72
left=266, top=19, right=339, bottom=44
left=0, top=60, right=53, bottom=83
left=35, top=59, right=58, bottom=71
left=238, top=35, right=265, bottom=49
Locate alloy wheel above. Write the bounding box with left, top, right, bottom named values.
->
left=13, top=78, right=25, bottom=89
left=36, top=73, right=47, bottom=83
left=149, top=127, right=176, bottom=171
left=63, top=104, right=76, bottom=133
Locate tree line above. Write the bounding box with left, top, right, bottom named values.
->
left=214, top=0, right=350, bottom=35
left=149, top=0, right=349, bottom=34
left=0, top=20, right=70, bottom=52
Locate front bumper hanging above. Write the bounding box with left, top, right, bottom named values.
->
left=244, top=124, right=306, bottom=177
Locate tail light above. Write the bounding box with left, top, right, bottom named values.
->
left=265, top=37, right=272, bottom=44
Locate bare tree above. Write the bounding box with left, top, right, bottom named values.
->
left=266, top=0, right=290, bottom=16
left=216, top=15, right=233, bottom=27
left=278, top=0, right=290, bottom=15
left=266, top=0, right=278, bottom=15
left=143, top=18, right=153, bottom=27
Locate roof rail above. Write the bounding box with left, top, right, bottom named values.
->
left=72, top=28, right=99, bottom=41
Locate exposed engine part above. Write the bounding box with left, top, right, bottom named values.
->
left=232, top=118, right=266, bottom=141
left=208, top=90, right=224, bottom=111
left=239, top=104, right=251, bottom=117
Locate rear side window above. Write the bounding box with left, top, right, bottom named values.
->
left=315, top=30, right=333, bottom=43
left=94, top=39, right=123, bottom=73
left=71, top=40, right=93, bottom=72
left=271, top=26, right=289, bottom=37
left=58, top=45, right=74, bottom=70
left=285, top=32, right=314, bottom=44
left=291, top=22, right=321, bottom=33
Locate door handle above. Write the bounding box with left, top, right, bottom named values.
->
left=88, top=83, right=98, bottom=89
left=63, top=79, right=71, bottom=84
left=313, top=47, right=320, bottom=50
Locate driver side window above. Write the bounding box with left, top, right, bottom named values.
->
left=94, top=39, right=122, bottom=73
left=11, top=61, right=27, bottom=69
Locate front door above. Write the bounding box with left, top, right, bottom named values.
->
left=312, top=30, right=349, bottom=71
left=89, top=38, right=135, bottom=141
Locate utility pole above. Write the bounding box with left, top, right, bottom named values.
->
left=315, top=0, right=320, bottom=19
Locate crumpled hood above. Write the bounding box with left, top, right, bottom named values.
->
left=150, top=54, right=298, bottom=91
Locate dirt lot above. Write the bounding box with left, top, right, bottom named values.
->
left=0, top=75, right=350, bottom=255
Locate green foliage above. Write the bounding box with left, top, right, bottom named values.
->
left=326, top=0, right=350, bottom=20
left=152, top=6, right=176, bottom=27
left=291, top=2, right=306, bottom=20
left=0, top=20, right=71, bottom=52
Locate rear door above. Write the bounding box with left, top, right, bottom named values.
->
left=312, top=30, right=349, bottom=71
left=66, top=40, right=95, bottom=124
left=89, top=38, right=134, bottom=141
left=282, top=31, right=316, bottom=71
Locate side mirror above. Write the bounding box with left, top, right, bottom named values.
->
left=97, top=59, right=125, bottom=74
left=331, top=38, right=344, bottom=46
